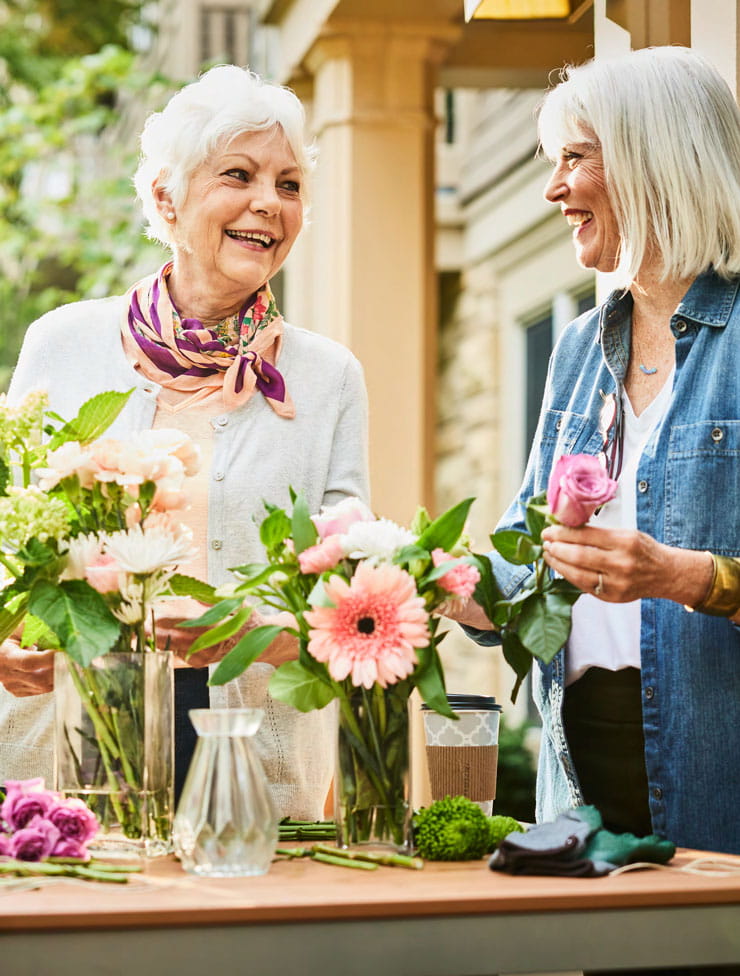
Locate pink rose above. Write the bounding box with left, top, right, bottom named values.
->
left=431, top=549, right=481, bottom=599
left=9, top=816, right=60, bottom=862
left=312, top=497, right=375, bottom=540
left=0, top=832, right=10, bottom=856
left=298, top=535, right=345, bottom=574
left=48, top=798, right=99, bottom=844
left=1, top=779, right=55, bottom=831
left=547, top=454, right=618, bottom=528
left=51, top=837, right=90, bottom=859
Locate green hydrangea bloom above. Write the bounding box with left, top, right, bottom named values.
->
left=0, top=486, right=70, bottom=550
left=487, top=814, right=525, bottom=851
left=413, top=795, right=491, bottom=861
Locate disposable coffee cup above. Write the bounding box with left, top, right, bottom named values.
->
left=421, top=694, right=502, bottom=816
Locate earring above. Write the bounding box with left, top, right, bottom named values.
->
left=166, top=211, right=175, bottom=221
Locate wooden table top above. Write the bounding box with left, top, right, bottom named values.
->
left=2, top=848, right=740, bottom=932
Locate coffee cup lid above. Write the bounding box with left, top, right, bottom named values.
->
left=421, top=693, right=502, bottom=712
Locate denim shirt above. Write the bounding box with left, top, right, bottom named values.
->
left=469, top=270, right=740, bottom=854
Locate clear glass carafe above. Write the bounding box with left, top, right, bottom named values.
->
left=173, top=708, right=277, bottom=877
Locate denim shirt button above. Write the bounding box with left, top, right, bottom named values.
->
left=711, top=427, right=724, bottom=442
left=638, top=480, right=649, bottom=493
left=645, top=686, right=655, bottom=700
left=674, top=319, right=688, bottom=334
left=555, top=418, right=562, bottom=431
left=652, top=786, right=663, bottom=800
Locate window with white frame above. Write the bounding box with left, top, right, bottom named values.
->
left=199, top=5, right=253, bottom=66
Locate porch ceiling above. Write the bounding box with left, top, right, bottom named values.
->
left=263, top=0, right=594, bottom=88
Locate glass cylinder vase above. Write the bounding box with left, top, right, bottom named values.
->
left=335, top=682, right=412, bottom=852
left=54, top=650, right=174, bottom=857
left=172, top=708, right=278, bottom=877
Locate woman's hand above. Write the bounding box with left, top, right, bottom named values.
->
left=0, top=640, right=56, bottom=697
left=541, top=524, right=714, bottom=607
left=152, top=600, right=299, bottom=669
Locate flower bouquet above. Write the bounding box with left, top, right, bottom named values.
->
left=184, top=493, right=482, bottom=851
left=0, top=389, right=207, bottom=853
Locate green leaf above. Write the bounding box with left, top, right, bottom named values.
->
left=259, top=507, right=292, bottom=550
left=525, top=495, right=550, bottom=544
left=268, top=659, right=338, bottom=711
left=168, top=573, right=218, bottom=605
left=178, top=597, right=244, bottom=629
left=186, top=606, right=252, bottom=654
left=470, top=553, right=505, bottom=625
left=231, top=562, right=284, bottom=588
left=28, top=579, right=120, bottom=667
left=48, top=389, right=134, bottom=448
left=20, top=613, right=61, bottom=650
left=545, top=577, right=583, bottom=605
left=501, top=631, right=533, bottom=704
left=0, top=457, right=10, bottom=496
left=491, top=529, right=539, bottom=565
left=290, top=493, right=318, bottom=555
left=417, top=497, right=475, bottom=553
left=208, top=624, right=287, bottom=686
left=0, top=598, right=29, bottom=645
left=516, top=591, right=573, bottom=666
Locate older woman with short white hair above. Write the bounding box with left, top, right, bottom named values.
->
left=0, top=65, right=370, bottom=818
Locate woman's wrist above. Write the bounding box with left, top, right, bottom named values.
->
left=685, top=553, right=740, bottom=617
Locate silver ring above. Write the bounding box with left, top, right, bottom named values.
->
left=594, top=572, right=604, bottom=596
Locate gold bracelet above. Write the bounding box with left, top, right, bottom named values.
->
left=689, top=554, right=740, bottom=617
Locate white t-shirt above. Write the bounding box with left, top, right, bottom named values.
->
left=565, top=369, right=675, bottom=686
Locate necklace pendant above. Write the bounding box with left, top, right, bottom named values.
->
left=639, top=363, right=658, bottom=375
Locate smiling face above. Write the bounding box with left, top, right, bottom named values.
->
left=543, top=139, right=621, bottom=274
left=155, top=126, right=303, bottom=321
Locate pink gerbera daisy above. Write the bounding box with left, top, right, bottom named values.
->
left=304, top=562, right=430, bottom=689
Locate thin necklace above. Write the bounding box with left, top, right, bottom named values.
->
left=631, top=330, right=658, bottom=375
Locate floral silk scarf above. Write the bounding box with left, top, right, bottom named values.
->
left=121, top=262, right=295, bottom=417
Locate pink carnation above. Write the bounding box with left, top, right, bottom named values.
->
left=304, top=562, right=429, bottom=689
left=298, top=535, right=345, bottom=574
left=547, top=454, right=618, bottom=528
left=431, top=549, right=481, bottom=599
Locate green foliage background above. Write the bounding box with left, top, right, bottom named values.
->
left=0, top=0, right=173, bottom=390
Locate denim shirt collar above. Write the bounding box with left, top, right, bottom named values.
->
left=596, top=269, right=740, bottom=387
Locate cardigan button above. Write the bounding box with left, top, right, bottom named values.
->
left=211, top=540, right=223, bottom=551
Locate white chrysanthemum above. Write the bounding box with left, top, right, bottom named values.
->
left=103, top=523, right=196, bottom=576
left=341, top=518, right=415, bottom=564
left=0, top=486, right=69, bottom=549
left=61, top=533, right=108, bottom=580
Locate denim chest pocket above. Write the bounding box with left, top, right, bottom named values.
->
left=537, top=410, right=600, bottom=481
left=665, top=420, right=740, bottom=554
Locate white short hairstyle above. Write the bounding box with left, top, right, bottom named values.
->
left=538, top=46, right=740, bottom=282
left=134, top=64, right=316, bottom=247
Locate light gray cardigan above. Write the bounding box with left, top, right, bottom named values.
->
left=1, top=294, right=370, bottom=819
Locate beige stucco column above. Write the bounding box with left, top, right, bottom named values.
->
left=304, top=20, right=458, bottom=524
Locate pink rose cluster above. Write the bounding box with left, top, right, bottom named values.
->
left=546, top=454, right=618, bottom=528
left=0, top=778, right=99, bottom=862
